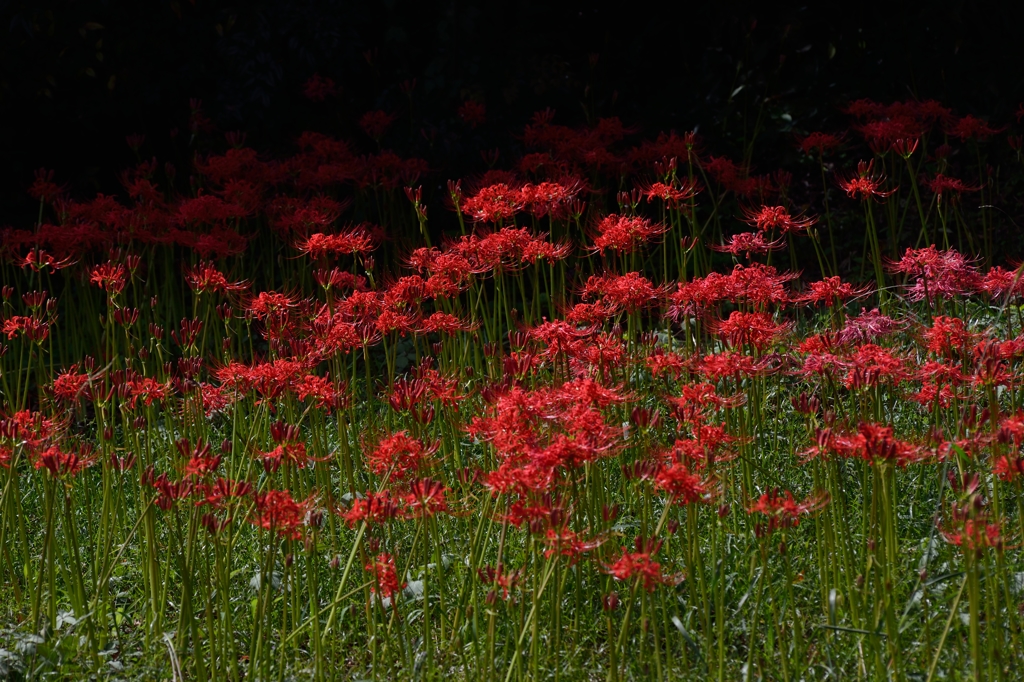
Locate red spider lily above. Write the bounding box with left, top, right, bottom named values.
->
left=836, top=308, right=906, bottom=345
left=366, top=431, right=440, bottom=482
left=925, top=174, right=981, bottom=201
left=213, top=358, right=312, bottom=401
left=90, top=262, right=127, bottom=295
left=313, top=267, right=368, bottom=293
left=996, top=411, right=1024, bottom=448
left=478, top=564, right=524, bottom=601
left=748, top=489, right=829, bottom=532
left=1, top=315, right=49, bottom=342
left=645, top=349, right=688, bottom=380
left=887, top=246, right=982, bottom=302
left=417, top=311, right=475, bottom=336
left=603, top=538, right=678, bottom=591
left=837, top=160, right=896, bottom=201
left=856, top=117, right=924, bottom=153
left=337, top=491, right=404, bottom=528
left=742, top=205, right=816, bottom=236
left=257, top=441, right=316, bottom=472
left=797, top=276, right=871, bottom=307
left=580, top=272, right=666, bottom=314
left=184, top=261, right=250, bottom=295
left=667, top=262, right=794, bottom=319
left=359, top=110, right=397, bottom=139
left=445, top=228, right=559, bottom=272
left=251, top=489, right=313, bottom=540
left=460, top=183, right=525, bottom=223
left=295, top=374, right=347, bottom=411
left=268, top=195, right=349, bottom=235
left=142, top=469, right=195, bottom=511
left=729, top=263, right=796, bottom=309
left=711, top=231, right=785, bottom=258
left=591, top=214, right=668, bottom=254
left=296, top=227, right=378, bottom=258
left=922, top=316, right=977, bottom=357
left=640, top=178, right=701, bottom=208
left=28, top=168, right=65, bottom=202
left=458, top=100, right=486, bottom=128
left=178, top=438, right=222, bottom=478
left=946, top=114, right=1005, bottom=141
left=942, top=517, right=1009, bottom=555
left=175, top=194, right=248, bottom=225
left=248, top=290, right=300, bottom=319
left=197, top=478, right=253, bottom=508
left=843, top=343, right=909, bottom=389
left=891, top=137, right=920, bottom=158
left=669, top=382, right=743, bottom=424
left=51, top=368, right=90, bottom=403
left=0, top=410, right=60, bottom=449
left=403, top=478, right=449, bottom=518
left=302, top=74, right=337, bottom=102
left=520, top=180, right=583, bottom=219
left=365, top=553, right=405, bottom=600
left=712, top=311, right=790, bottom=351
left=15, top=249, right=78, bottom=272
left=797, top=132, right=844, bottom=156
left=542, top=526, right=603, bottom=562
left=979, top=266, right=1024, bottom=299
left=696, top=350, right=775, bottom=382
left=814, top=422, right=924, bottom=466
left=793, top=333, right=848, bottom=380
left=910, top=360, right=969, bottom=408
left=34, top=444, right=96, bottom=478
left=970, top=339, right=1014, bottom=389
left=654, top=461, right=714, bottom=504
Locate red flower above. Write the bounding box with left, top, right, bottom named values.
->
left=580, top=272, right=665, bottom=314
left=711, top=231, right=785, bottom=258
left=925, top=174, right=980, bottom=200
left=603, top=538, right=676, bottom=591
left=90, top=262, right=127, bottom=294
left=365, top=553, right=405, bottom=600
left=838, top=160, right=896, bottom=201
left=641, top=178, right=700, bottom=207
left=887, top=246, right=982, bottom=302
left=359, top=110, right=397, bottom=139
left=404, top=478, right=449, bottom=518
left=818, top=422, right=924, bottom=466
left=366, top=431, right=439, bottom=482
left=713, top=311, right=789, bottom=351
left=591, top=214, right=667, bottom=254
left=654, top=462, right=713, bottom=504
left=946, top=114, right=1005, bottom=141
left=338, top=491, right=403, bottom=528
left=797, top=132, right=843, bottom=156
left=797, top=276, right=870, bottom=307
left=302, top=74, right=337, bottom=102
left=185, top=261, right=250, bottom=296
left=742, top=205, right=816, bottom=235
left=296, top=227, right=378, bottom=258
left=748, top=489, right=829, bottom=532
left=251, top=489, right=313, bottom=539
left=51, top=368, right=90, bottom=403
left=460, top=183, right=525, bottom=223
left=35, top=444, right=96, bottom=478
left=457, top=100, right=486, bottom=128
left=478, top=564, right=524, bottom=600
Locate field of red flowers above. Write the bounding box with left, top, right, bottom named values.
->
left=2, top=96, right=1024, bottom=680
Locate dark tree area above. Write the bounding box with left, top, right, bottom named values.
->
left=2, top=0, right=1022, bottom=223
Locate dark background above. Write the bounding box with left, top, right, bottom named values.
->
left=2, top=0, right=1022, bottom=222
